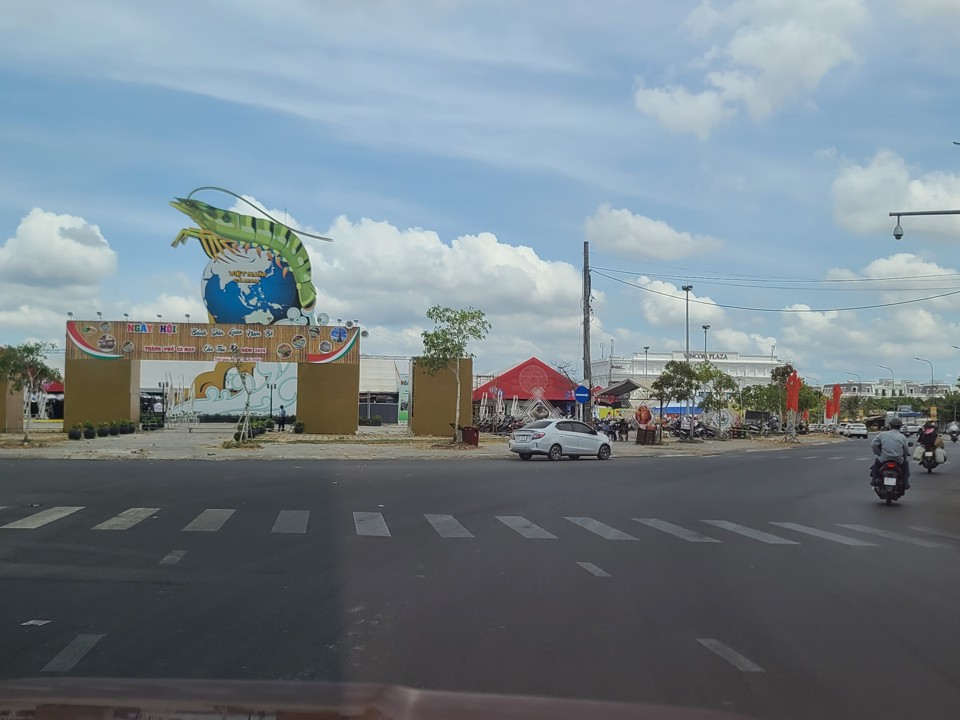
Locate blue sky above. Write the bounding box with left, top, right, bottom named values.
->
left=1, top=0, right=959, bottom=385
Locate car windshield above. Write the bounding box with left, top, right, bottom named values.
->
left=3, top=5, right=959, bottom=719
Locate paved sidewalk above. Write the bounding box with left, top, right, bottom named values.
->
left=0, top=424, right=845, bottom=461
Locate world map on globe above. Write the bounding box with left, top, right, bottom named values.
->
left=201, top=248, right=302, bottom=325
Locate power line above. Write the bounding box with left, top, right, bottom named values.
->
left=592, top=270, right=960, bottom=313
left=591, top=264, right=960, bottom=285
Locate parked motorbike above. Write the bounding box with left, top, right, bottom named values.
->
left=950, top=431, right=958, bottom=444
left=874, top=460, right=907, bottom=505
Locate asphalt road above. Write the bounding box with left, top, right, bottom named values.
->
left=1, top=437, right=959, bottom=719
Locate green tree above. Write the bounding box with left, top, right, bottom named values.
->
left=651, top=361, right=699, bottom=439
left=0, top=342, right=62, bottom=443
left=840, top=394, right=863, bottom=420
left=697, top=363, right=737, bottom=414
left=420, top=305, right=491, bottom=441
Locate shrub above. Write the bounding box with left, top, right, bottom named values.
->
left=293, top=420, right=305, bottom=434
left=359, top=415, right=382, bottom=426
left=67, top=425, right=82, bottom=440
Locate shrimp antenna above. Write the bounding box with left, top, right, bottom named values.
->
left=186, top=186, right=334, bottom=242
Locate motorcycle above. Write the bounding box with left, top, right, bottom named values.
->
left=919, top=445, right=940, bottom=473
left=874, top=460, right=907, bottom=505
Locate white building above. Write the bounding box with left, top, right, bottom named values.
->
left=837, top=379, right=952, bottom=399
left=591, top=350, right=786, bottom=391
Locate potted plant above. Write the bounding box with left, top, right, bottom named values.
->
left=293, top=420, right=305, bottom=434
left=82, top=421, right=96, bottom=440
left=97, top=421, right=110, bottom=437
left=109, top=420, right=120, bottom=436
left=122, top=420, right=134, bottom=434
left=67, top=424, right=82, bottom=441
left=265, top=418, right=275, bottom=431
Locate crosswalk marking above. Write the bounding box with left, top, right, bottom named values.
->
left=697, top=638, right=765, bottom=673
left=182, top=509, right=235, bottom=532
left=701, top=520, right=798, bottom=545
left=909, top=526, right=960, bottom=542
left=354, top=511, right=391, bottom=537
left=92, top=507, right=159, bottom=531
left=496, top=515, right=557, bottom=539
left=271, top=510, right=310, bottom=534
left=634, top=518, right=720, bottom=543
left=1, top=506, right=84, bottom=530
left=159, top=550, right=186, bottom=565
left=565, top=517, right=637, bottom=540
left=41, top=633, right=104, bottom=673
left=770, top=522, right=877, bottom=546
left=576, top=561, right=611, bottom=577
left=425, top=514, right=474, bottom=538
left=837, top=524, right=946, bottom=548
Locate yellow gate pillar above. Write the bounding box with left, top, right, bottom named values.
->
left=296, top=361, right=360, bottom=434
left=63, top=358, right=141, bottom=429
left=409, top=358, right=473, bottom=437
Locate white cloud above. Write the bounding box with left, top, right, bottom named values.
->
left=634, top=277, right=726, bottom=328
left=780, top=253, right=960, bottom=382
left=125, top=294, right=208, bottom=323
left=0, top=208, right=117, bottom=286
left=632, top=83, right=732, bottom=141
left=635, top=0, right=867, bottom=138
left=585, top=204, right=722, bottom=260
left=832, top=150, right=960, bottom=236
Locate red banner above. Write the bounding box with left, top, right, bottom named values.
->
left=786, top=371, right=801, bottom=413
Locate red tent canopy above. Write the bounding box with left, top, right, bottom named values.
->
left=43, top=381, right=64, bottom=393
left=473, top=357, right=577, bottom=402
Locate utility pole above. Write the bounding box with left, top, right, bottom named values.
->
left=682, top=285, right=693, bottom=361
left=582, top=241, right=592, bottom=423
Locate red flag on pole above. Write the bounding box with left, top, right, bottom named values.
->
left=786, top=371, right=801, bottom=413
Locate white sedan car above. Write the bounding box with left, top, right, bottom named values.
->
left=846, top=422, right=868, bottom=439
left=509, top=419, right=612, bottom=461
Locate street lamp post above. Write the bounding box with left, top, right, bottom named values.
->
left=804, top=376, right=821, bottom=423
left=702, top=324, right=710, bottom=358
left=877, top=364, right=895, bottom=397
left=681, top=285, right=693, bottom=361
left=846, top=372, right=862, bottom=419
left=643, top=346, right=649, bottom=379
left=914, top=356, right=934, bottom=388
left=267, top=382, right=277, bottom=422
left=158, top=381, right=168, bottom=427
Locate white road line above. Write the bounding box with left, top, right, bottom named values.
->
left=770, top=522, right=877, bottom=547
left=837, top=524, right=946, bottom=548
left=182, top=509, right=235, bottom=532
left=425, top=514, right=474, bottom=538
left=697, top=638, right=765, bottom=673
left=776, top=455, right=791, bottom=459
left=496, top=515, right=557, bottom=539
left=271, top=510, right=310, bottom=534
left=801, top=456, right=818, bottom=460
left=1, top=507, right=84, bottom=530
left=828, top=456, right=845, bottom=460
left=855, top=457, right=872, bottom=461
left=159, top=550, right=186, bottom=565
left=565, top=517, right=637, bottom=541
left=576, top=561, right=611, bottom=577
left=701, top=520, right=798, bottom=545
left=92, top=507, right=159, bottom=531
left=41, top=634, right=104, bottom=672
left=353, top=511, right=391, bottom=537
left=633, top=518, right=720, bottom=543
left=909, top=526, right=960, bottom=542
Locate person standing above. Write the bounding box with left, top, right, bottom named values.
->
left=277, top=405, right=287, bottom=432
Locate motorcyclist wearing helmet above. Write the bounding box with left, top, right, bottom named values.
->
left=918, top=420, right=939, bottom=451
left=870, top=417, right=911, bottom=488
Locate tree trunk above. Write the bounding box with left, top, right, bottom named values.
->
left=21, top=386, right=31, bottom=444
left=453, top=359, right=462, bottom=443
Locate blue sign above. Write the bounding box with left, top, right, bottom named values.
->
left=574, top=385, right=590, bottom=404
left=331, top=326, right=347, bottom=342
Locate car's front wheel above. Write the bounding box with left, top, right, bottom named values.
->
left=518, top=452, right=532, bottom=461
left=597, top=444, right=611, bottom=460
left=547, top=444, right=563, bottom=461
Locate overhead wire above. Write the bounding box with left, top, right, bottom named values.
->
left=592, top=269, right=960, bottom=313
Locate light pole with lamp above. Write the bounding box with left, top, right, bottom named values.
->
left=877, top=364, right=895, bottom=398
left=702, top=324, right=710, bottom=357
left=803, top=376, right=821, bottom=424
left=914, top=356, right=934, bottom=388
left=158, top=381, right=168, bottom=427
left=846, top=371, right=862, bottom=419
left=267, top=382, right=277, bottom=424
left=643, top=346, right=649, bottom=380
left=681, top=284, right=693, bottom=429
